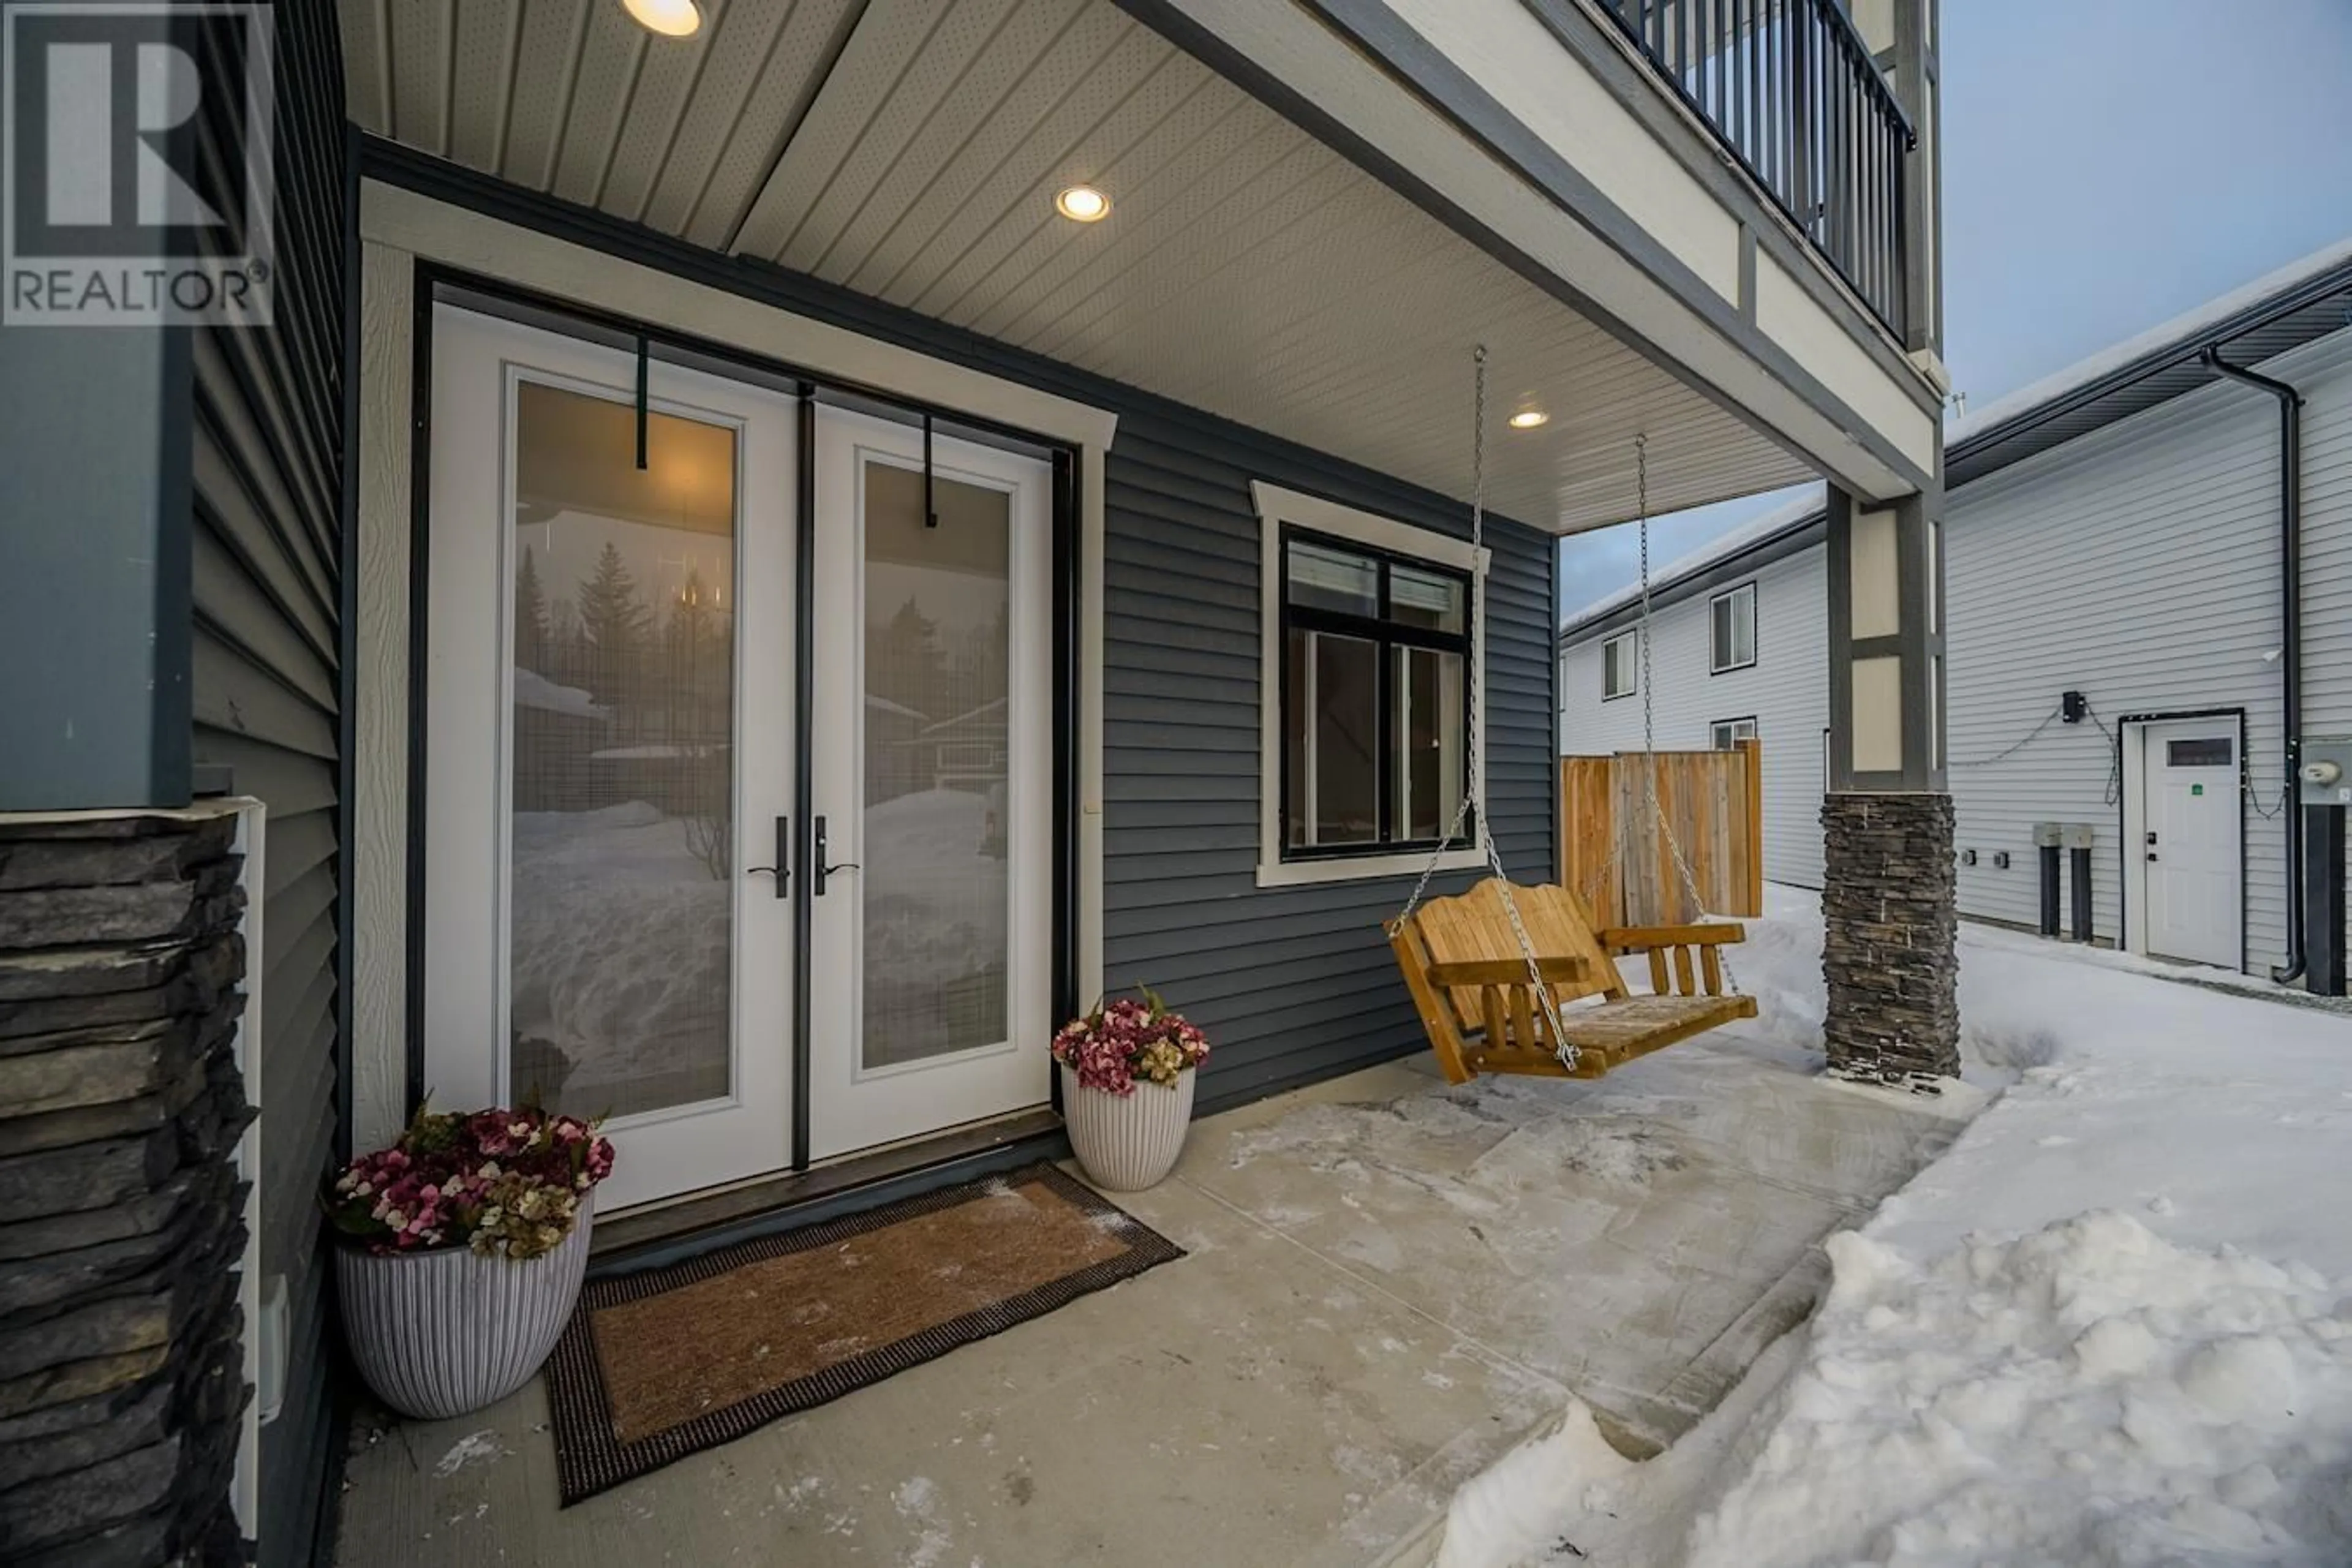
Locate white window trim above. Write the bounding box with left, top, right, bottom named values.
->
left=1710, top=717, right=1758, bottom=749
left=1709, top=581, right=1758, bottom=674
left=1602, top=630, right=1638, bottom=700
left=1252, top=481, right=1487, bottom=889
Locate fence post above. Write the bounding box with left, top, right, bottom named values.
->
left=1741, top=737, right=1765, bottom=914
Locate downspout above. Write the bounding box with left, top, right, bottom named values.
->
left=2201, top=347, right=2304, bottom=982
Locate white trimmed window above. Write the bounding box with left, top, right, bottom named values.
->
left=1253, top=483, right=1485, bottom=888
left=1709, top=582, right=1757, bottom=673
left=1602, top=631, right=1637, bottom=700
left=1710, top=717, right=1758, bottom=750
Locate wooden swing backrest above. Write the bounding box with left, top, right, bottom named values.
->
left=1411, top=878, right=1625, bottom=1033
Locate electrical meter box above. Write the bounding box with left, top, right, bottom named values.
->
left=2299, top=736, right=2352, bottom=807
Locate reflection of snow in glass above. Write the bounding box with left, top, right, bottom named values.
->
left=861, top=790, right=1008, bottom=1068
left=861, top=461, right=1012, bottom=1070
left=508, top=802, right=731, bottom=1118
left=505, top=383, right=740, bottom=1121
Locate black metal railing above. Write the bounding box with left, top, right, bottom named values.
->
left=1594, top=0, right=1913, bottom=337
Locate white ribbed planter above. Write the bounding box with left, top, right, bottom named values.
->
left=334, top=1194, right=592, bottom=1420
left=1062, top=1065, right=1196, bottom=1191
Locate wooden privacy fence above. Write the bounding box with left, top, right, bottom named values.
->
left=1560, top=739, right=1764, bottom=925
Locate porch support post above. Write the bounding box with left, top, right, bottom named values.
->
left=1822, top=478, right=1958, bottom=1085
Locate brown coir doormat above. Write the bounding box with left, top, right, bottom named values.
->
left=543, top=1163, right=1182, bottom=1503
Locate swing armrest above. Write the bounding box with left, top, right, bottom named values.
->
left=1423, top=956, right=1593, bottom=987
left=1598, top=923, right=1746, bottom=952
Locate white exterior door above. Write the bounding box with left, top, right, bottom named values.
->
left=2141, top=720, right=2241, bottom=968
left=423, top=306, right=797, bottom=1212
left=807, top=408, right=1054, bottom=1159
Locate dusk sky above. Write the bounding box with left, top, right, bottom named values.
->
left=1556, top=0, right=2352, bottom=620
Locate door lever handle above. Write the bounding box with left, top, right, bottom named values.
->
left=745, top=815, right=789, bottom=898
left=813, top=815, right=860, bottom=896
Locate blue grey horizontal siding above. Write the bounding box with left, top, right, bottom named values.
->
left=1101, top=415, right=1556, bottom=1103
left=188, top=4, right=348, bottom=1561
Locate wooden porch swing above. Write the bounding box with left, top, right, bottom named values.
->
left=1389, top=879, right=1754, bottom=1083
left=1381, top=351, right=1755, bottom=1084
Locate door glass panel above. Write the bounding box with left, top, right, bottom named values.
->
left=2167, top=737, right=2232, bottom=767
left=862, top=460, right=1012, bottom=1069
left=507, top=380, right=737, bottom=1120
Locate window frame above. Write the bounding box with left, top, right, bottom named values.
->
left=1252, top=482, right=1487, bottom=889
left=1709, top=716, right=1758, bottom=750
left=1601, top=630, right=1638, bottom=701
left=1708, top=581, right=1758, bottom=674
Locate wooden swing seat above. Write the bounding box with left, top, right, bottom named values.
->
left=1389, top=878, right=1757, bottom=1084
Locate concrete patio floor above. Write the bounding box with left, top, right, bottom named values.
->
left=335, top=1026, right=1965, bottom=1566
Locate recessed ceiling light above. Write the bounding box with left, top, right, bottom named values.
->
left=1055, top=184, right=1111, bottom=223
left=622, top=0, right=703, bottom=38
left=1508, top=409, right=1549, bottom=429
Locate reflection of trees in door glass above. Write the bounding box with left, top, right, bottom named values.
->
left=861, top=462, right=1013, bottom=1071
left=505, top=382, right=738, bottom=1122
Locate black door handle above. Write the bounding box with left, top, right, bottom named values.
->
left=745, top=815, right=789, bottom=898
left=813, top=815, right=860, bottom=896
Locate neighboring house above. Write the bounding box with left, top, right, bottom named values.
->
left=0, top=3, right=1951, bottom=1561
left=1560, top=240, right=2352, bottom=982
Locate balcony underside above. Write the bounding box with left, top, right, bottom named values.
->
left=338, top=0, right=1917, bottom=533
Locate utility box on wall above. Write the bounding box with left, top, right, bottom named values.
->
left=2298, top=736, right=2352, bottom=807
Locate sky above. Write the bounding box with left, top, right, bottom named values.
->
left=1556, top=0, right=2352, bottom=622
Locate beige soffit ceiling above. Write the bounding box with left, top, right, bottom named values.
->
left=341, top=0, right=1811, bottom=532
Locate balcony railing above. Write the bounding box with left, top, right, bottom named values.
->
left=1594, top=0, right=1914, bottom=338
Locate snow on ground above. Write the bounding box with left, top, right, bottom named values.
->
left=1441, top=886, right=2352, bottom=1567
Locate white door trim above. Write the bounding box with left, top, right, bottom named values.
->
left=2121, top=713, right=2245, bottom=972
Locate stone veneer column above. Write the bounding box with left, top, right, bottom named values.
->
left=1820, top=793, right=1959, bottom=1085
left=0, top=812, right=252, bottom=1566
left=1823, top=477, right=1956, bottom=1087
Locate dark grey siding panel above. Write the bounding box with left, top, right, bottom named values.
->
left=1102, top=413, right=1556, bottom=1106
left=191, top=6, right=348, bottom=1563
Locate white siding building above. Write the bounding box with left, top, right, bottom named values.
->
left=1560, top=242, right=2352, bottom=982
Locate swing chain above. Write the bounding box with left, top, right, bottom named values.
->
left=1630, top=436, right=1740, bottom=998
left=1390, top=348, right=1580, bottom=1071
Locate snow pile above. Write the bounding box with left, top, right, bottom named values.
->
left=1440, top=887, right=2352, bottom=1567
left=1443, top=1212, right=2352, bottom=1567
left=1687, top=1214, right=2352, bottom=1566
left=1724, top=882, right=2060, bottom=1082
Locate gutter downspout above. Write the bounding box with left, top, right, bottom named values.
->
left=2201, top=347, right=2305, bottom=983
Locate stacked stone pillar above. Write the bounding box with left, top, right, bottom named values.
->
left=1824, top=483, right=1960, bottom=1086
left=0, top=812, right=252, bottom=1566
left=1820, top=793, right=1960, bottom=1085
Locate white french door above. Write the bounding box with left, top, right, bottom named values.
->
left=807, top=408, right=1054, bottom=1159
left=423, top=306, right=797, bottom=1212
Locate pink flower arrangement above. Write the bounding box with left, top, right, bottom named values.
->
left=322, top=1105, right=614, bottom=1259
left=1051, top=990, right=1210, bottom=1096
